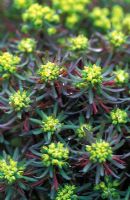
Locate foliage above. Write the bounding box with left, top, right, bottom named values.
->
left=0, top=0, right=130, bottom=199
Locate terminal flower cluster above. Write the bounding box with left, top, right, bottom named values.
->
left=9, top=90, right=31, bottom=111
left=55, top=184, right=78, bottom=200
left=41, top=116, right=63, bottom=133
left=0, top=157, right=24, bottom=184
left=18, top=38, right=36, bottom=53
left=110, top=108, right=128, bottom=125
left=86, top=140, right=113, bottom=163
left=41, top=142, right=69, bottom=168
left=38, top=62, right=63, bottom=82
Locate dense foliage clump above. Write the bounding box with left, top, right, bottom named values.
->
left=0, top=0, right=130, bottom=199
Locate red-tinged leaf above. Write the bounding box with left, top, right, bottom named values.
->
left=53, top=174, right=59, bottom=190
left=112, top=156, right=126, bottom=164
left=92, top=103, right=98, bottom=114
left=102, top=80, right=115, bottom=86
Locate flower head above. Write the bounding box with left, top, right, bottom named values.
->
left=108, top=30, right=126, bottom=47
left=55, top=184, right=78, bottom=200
left=9, top=90, right=31, bottom=111
left=22, top=3, right=59, bottom=30
left=41, top=142, right=69, bottom=168
left=86, top=140, right=113, bottom=163
left=114, top=70, right=129, bottom=85
left=90, top=7, right=111, bottom=31
left=76, top=64, right=103, bottom=88
left=41, top=116, right=63, bottom=133
left=38, top=62, right=63, bottom=82
left=76, top=124, right=92, bottom=138
left=110, top=108, right=128, bottom=125
left=18, top=38, right=36, bottom=53
left=123, top=14, right=130, bottom=33
left=13, top=0, right=34, bottom=9
left=94, top=177, right=119, bottom=199
left=52, top=0, right=91, bottom=14
left=69, top=35, right=88, bottom=51
left=0, top=157, right=24, bottom=184
left=0, top=52, right=20, bottom=77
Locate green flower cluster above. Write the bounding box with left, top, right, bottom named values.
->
left=69, top=35, right=88, bottom=51
left=18, top=38, right=36, bottom=53
left=41, top=142, right=69, bottom=168
left=55, top=184, right=78, bottom=200
left=123, top=14, right=130, bottom=33
left=89, top=5, right=129, bottom=33
left=114, top=70, right=129, bottom=85
left=52, top=0, right=90, bottom=14
left=9, top=90, right=31, bottom=111
left=41, top=116, right=62, bottom=133
left=22, top=3, right=59, bottom=31
left=52, top=0, right=90, bottom=28
left=13, top=0, right=35, bottom=9
left=0, top=157, right=24, bottom=184
left=111, top=5, right=124, bottom=31
left=89, top=7, right=111, bottom=31
left=110, top=108, right=128, bottom=125
left=0, top=52, right=20, bottom=78
left=94, top=177, right=119, bottom=199
left=86, top=140, right=113, bottom=163
left=38, top=62, right=62, bottom=82
left=107, top=30, right=126, bottom=47
left=76, top=64, right=103, bottom=88
left=76, top=123, right=92, bottom=138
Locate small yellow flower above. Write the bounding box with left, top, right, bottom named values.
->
left=76, top=124, right=92, bottom=138
left=108, top=30, right=126, bottom=47
left=110, top=108, right=128, bottom=125
left=76, top=64, right=103, bottom=88
left=69, top=35, right=88, bottom=51
left=114, top=70, right=129, bottom=85
left=56, top=184, right=78, bottom=200
left=38, top=62, right=63, bottom=82
left=18, top=38, right=36, bottom=53
left=0, top=157, right=24, bottom=184
left=41, top=142, right=69, bottom=168
left=13, top=0, right=34, bottom=9
left=86, top=140, right=113, bottom=163
left=41, top=116, right=62, bottom=133
left=0, top=52, right=20, bottom=76
left=9, top=90, right=31, bottom=111
left=22, top=3, right=59, bottom=30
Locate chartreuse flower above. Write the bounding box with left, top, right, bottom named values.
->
left=76, top=123, right=92, bottom=138
left=41, top=116, right=63, bottom=133
left=110, top=108, right=128, bottom=125
left=86, top=140, right=113, bottom=163
left=52, top=0, right=91, bottom=14
left=111, top=5, right=124, bottom=31
left=94, top=177, right=120, bottom=199
left=38, top=62, right=63, bottom=82
left=0, top=52, right=20, bottom=78
left=18, top=38, right=36, bottom=53
left=123, top=14, right=130, bottom=33
left=65, top=14, right=80, bottom=29
left=0, top=156, right=24, bottom=184
left=89, top=7, right=111, bottom=31
left=41, top=142, right=69, bottom=168
left=69, top=35, right=88, bottom=51
left=13, top=0, right=35, bottom=9
left=55, top=184, right=78, bottom=200
left=76, top=64, right=103, bottom=88
left=114, top=70, right=129, bottom=85
left=22, top=3, right=59, bottom=31
left=107, top=30, right=126, bottom=47
left=9, top=90, right=31, bottom=111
